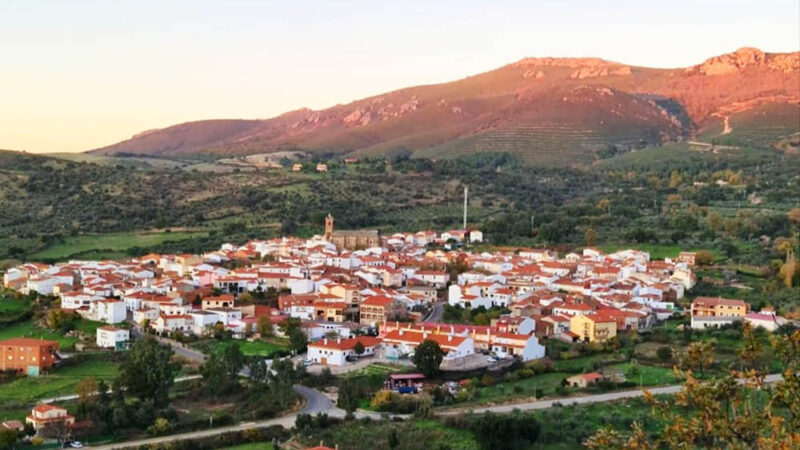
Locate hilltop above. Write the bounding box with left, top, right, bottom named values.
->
left=88, top=48, right=799, bottom=165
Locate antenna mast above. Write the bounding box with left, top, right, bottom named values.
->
left=463, top=186, right=468, bottom=230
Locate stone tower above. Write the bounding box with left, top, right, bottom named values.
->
left=325, top=213, right=334, bottom=240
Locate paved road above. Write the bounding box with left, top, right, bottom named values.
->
left=438, top=373, right=784, bottom=415
left=88, top=384, right=336, bottom=449
left=424, top=301, right=444, bottom=323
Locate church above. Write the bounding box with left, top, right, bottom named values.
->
left=324, top=214, right=380, bottom=250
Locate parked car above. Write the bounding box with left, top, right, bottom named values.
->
left=302, top=358, right=312, bottom=366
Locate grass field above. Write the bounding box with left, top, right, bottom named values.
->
left=0, top=297, right=31, bottom=314
left=0, top=320, right=79, bottom=348
left=239, top=339, right=291, bottom=357
left=0, top=358, right=118, bottom=419
left=28, top=230, right=209, bottom=261
left=607, top=362, right=678, bottom=386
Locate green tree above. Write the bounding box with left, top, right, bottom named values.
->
left=201, top=341, right=244, bottom=398
left=470, top=412, right=541, bottom=450
left=656, top=346, right=672, bottom=362
left=353, top=340, right=365, bottom=359
left=337, top=377, right=361, bottom=414
left=413, top=339, right=443, bottom=377
left=289, top=327, right=308, bottom=354
left=117, top=336, right=178, bottom=407
left=0, top=428, right=18, bottom=450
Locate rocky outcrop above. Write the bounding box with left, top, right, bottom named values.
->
left=570, top=65, right=631, bottom=79
left=689, top=47, right=800, bottom=75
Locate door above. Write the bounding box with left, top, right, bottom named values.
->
left=321, top=357, right=327, bottom=365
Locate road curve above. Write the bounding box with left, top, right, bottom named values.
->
left=87, top=384, right=337, bottom=449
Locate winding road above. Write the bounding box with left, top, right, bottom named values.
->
left=88, top=385, right=338, bottom=449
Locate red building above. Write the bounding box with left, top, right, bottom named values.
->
left=0, top=338, right=59, bottom=376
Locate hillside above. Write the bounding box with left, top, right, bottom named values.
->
left=90, top=48, right=799, bottom=164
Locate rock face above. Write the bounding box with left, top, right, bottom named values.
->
left=570, top=65, right=631, bottom=79
left=690, top=47, right=799, bottom=75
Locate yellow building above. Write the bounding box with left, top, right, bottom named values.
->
left=569, top=313, right=617, bottom=343
left=691, top=297, right=747, bottom=318
left=321, top=283, right=361, bottom=308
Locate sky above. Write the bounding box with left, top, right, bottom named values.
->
left=1, top=0, right=798, bottom=153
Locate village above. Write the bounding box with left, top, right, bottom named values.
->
left=0, top=216, right=792, bottom=446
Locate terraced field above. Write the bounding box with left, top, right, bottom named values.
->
left=416, top=123, right=651, bottom=166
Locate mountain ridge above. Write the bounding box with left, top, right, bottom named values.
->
left=89, top=47, right=800, bottom=164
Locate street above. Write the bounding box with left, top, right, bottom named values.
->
left=424, top=301, right=444, bottom=323
left=438, top=373, right=784, bottom=415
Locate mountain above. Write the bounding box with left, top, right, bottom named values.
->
left=90, top=48, right=799, bottom=164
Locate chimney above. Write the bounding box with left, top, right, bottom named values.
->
left=337, top=337, right=341, bottom=344
left=448, top=334, right=453, bottom=342
left=324, top=338, right=328, bottom=345
left=399, top=329, right=404, bottom=336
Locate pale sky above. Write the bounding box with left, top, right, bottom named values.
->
left=1, top=0, right=798, bottom=153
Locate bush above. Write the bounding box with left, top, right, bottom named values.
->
left=656, top=345, right=673, bottom=362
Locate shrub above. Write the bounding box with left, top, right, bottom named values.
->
left=657, top=345, right=673, bottom=362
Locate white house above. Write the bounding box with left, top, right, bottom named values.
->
left=490, top=333, right=545, bottom=362
left=690, top=315, right=741, bottom=330
left=90, top=299, right=127, bottom=324
left=154, top=314, right=191, bottom=334
left=133, top=308, right=159, bottom=325
left=745, top=311, right=788, bottom=332
left=61, top=292, right=103, bottom=310
left=188, top=310, right=221, bottom=335
left=413, top=271, right=449, bottom=287
left=306, top=336, right=381, bottom=366
left=96, top=326, right=130, bottom=349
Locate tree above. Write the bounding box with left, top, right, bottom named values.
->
left=587, top=331, right=800, bottom=449
left=787, top=208, right=800, bottom=225
left=257, top=316, right=274, bottom=338
left=656, top=346, right=672, bottom=362
left=413, top=339, right=443, bottom=377
left=201, top=341, right=244, bottom=398
left=0, top=428, right=18, bottom=450
left=353, top=341, right=365, bottom=359
left=470, top=412, right=541, bottom=450
left=388, top=427, right=400, bottom=449
left=681, top=340, right=715, bottom=378
left=117, top=336, right=178, bottom=406
left=337, top=377, right=361, bottom=414
left=585, top=227, right=597, bottom=246
left=289, top=327, right=308, bottom=354
left=75, top=376, right=98, bottom=418
left=695, top=250, right=714, bottom=266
